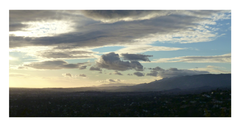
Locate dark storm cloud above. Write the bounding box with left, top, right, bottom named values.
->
left=121, top=53, right=153, bottom=61
left=22, top=60, right=85, bottom=70
left=146, top=67, right=209, bottom=78
left=133, top=72, right=145, bottom=77
left=9, top=10, right=224, bottom=49
left=96, top=52, right=143, bottom=71
left=89, top=66, right=102, bottom=71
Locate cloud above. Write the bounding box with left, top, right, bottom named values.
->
left=151, top=53, right=231, bottom=63
left=108, top=79, right=116, bottom=82
left=36, top=50, right=96, bottom=59
left=62, top=73, right=72, bottom=77
left=21, top=60, right=86, bottom=70
left=98, top=79, right=121, bottom=84
left=79, top=65, right=87, bottom=70
left=9, top=10, right=229, bottom=49
left=121, top=53, right=153, bottom=61
left=96, top=52, right=143, bottom=71
left=89, top=66, right=102, bottom=71
left=113, top=71, right=123, bottom=75
left=146, top=67, right=209, bottom=78
left=9, top=73, right=27, bottom=77
left=9, top=10, right=60, bottom=31
left=9, top=23, right=28, bottom=31
left=152, top=66, right=165, bottom=71
left=79, top=74, right=86, bottom=77
left=115, top=45, right=185, bottom=54
left=189, top=65, right=230, bottom=74
left=9, top=56, right=18, bottom=61
left=146, top=71, right=158, bottom=77
left=17, top=66, right=28, bottom=70
left=80, top=10, right=175, bottom=23
left=133, top=72, right=145, bottom=77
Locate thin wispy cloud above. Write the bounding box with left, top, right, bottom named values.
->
left=21, top=60, right=87, bottom=70
left=115, top=45, right=186, bottom=54
left=150, top=53, right=231, bottom=63
left=9, top=73, right=28, bottom=77
left=98, top=79, right=122, bottom=84
left=189, top=65, right=230, bottom=74
left=36, top=50, right=97, bottom=59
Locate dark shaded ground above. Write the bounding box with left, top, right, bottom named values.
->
left=9, top=88, right=231, bottom=117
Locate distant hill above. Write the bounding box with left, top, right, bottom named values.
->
left=108, top=74, right=231, bottom=93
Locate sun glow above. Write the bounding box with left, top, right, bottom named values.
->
left=9, top=56, right=17, bottom=61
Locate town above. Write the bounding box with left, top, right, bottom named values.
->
left=9, top=88, right=231, bottom=117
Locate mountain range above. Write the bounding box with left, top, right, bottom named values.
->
left=98, top=74, right=231, bottom=94
left=10, top=74, right=231, bottom=94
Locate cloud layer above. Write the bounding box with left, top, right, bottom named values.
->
left=9, top=10, right=229, bottom=49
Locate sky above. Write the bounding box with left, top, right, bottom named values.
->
left=9, top=10, right=231, bottom=88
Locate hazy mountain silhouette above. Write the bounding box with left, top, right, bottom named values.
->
left=102, top=74, right=231, bottom=93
